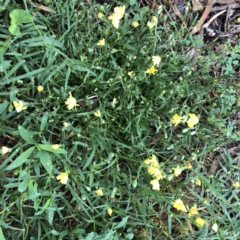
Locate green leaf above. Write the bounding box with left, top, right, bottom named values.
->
left=0, top=227, right=6, bottom=240
left=8, top=24, right=20, bottom=36
left=6, top=146, right=35, bottom=170
left=9, top=9, right=33, bottom=25
left=36, top=151, right=53, bottom=174
left=114, top=216, right=129, bottom=229
left=18, top=125, right=36, bottom=144
left=35, top=198, right=51, bottom=215
left=0, top=101, right=9, bottom=114
left=40, top=112, right=48, bottom=132
left=18, top=176, right=30, bottom=192
left=37, top=144, right=67, bottom=154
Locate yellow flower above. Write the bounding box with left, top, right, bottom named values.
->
left=150, top=179, right=160, bottom=190
left=195, top=178, right=201, bottom=186
left=51, top=144, right=59, bottom=150
left=147, top=161, right=159, bottom=176
left=65, top=92, right=79, bottom=110
left=187, top=113, right=199, bottom=128
left=144, top=154, right=157, bottom=164
left=172, top=199, right=187, bottom=212
left=152, top=55, right=161, bottom=66
left=132, top=21, right=139, bottom=28
left=37, top=85, right=44, bottom=92
left=232, top=181, right=240, bottom=188
left=94, top=110, right=101, bottom=118
left=98, top=12, right=103, bottom=18
left=56, top=172, right=69, bottom=184
left=128, top=71, right=133, bottom=76
left=184, top=162, right=192, bottom=169
left=104, top=29, right=109, bottom=35
left=146, top=65, right=157, bottom=74
left=63, top=122, right=69, bottom=127
left=147, top=16, right=158, bottom=29
left=189, top=206, right=199, bottom=215
left=195, top=217, right=206, bottom=227
left=96, top=188, right=103, bottom=196
left=147, top=21, right=155, bottom=29
left=1, top=146, right=9, bottom=156
left=212, top=223, right=218, bottom=232
left=97, top=38, right=105, bottom=46
left=153, top=169, right=164, bottom=180
left=107, top=207, right=113, bottom=216
left=108, top=6, right=125, bottom=28
left=203, top=198, right=208, bottom=203
left=237, top=17, right=240, bottom=23
left=172, top=166, right=182, bottom=177
left=170, top=114, right=184, bottom=127
left=151, top=16, right=158, bottom=24
left=13, top=100, right=27, bottom=113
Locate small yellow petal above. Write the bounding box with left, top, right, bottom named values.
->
left=98, top=12, right=103, bottom=18
left=97, top=38, right=105, bottom=46
left=172, top=166, right=182, bottom=177
left=172, top=199, right=187, bottom=212
left=94, top=110, right=101, bottom=118
left=132, top=21, right=139, bottom=28
left=195, top=178, right=201, bottom=186
left=56, top=172, right=69, bottom=184
left=152, top=55, right=161, bottom=66
left=51, top=144, right=59, bottom=150
left=37, top=85, right=44, bottom=92
left=107, top=207, right=113, bottom=216
left=1, top=146, right=9, bottom=156
left=170, top=114, right=184, bottom=127
left=150, top=179, right=160, bottom=190
left=146, top=65, right=157, bottom=74
left=232, top=181, right=240, bottom=188
left=189, top=206, right=199, bottom=215
left=187, top=113, right=199, bottom=128
left=195, top=217, right=206, bottom=227
left=96, top=188, right=103, bottom=196
left=212, top=223, right=218, bottom=232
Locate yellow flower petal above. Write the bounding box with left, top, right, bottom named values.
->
left=65, top=92, right=79, bottom=110
left=98, top=12, right=103, bottom=18
left=51, top=144, right=59, bottom=150
left=152, top=55, right=161, bottom=66
left=37, top=85, right=44, bottom=92
left=146, top=65, right=157, bottom=74
left=232, top=181, right=240, bottom=188
left=172, top=166, right=182, bottom=177
left=172, top=199, right=187, bottom=212
left=195, top=217, right=206, bottom=227
left=107, top=207, right=113, bottom=216
left=56, top=172, right=69, bottom=184
left=187, top=113, right=199, bottom=128
left=1, top=146, right=9, bottom=156
left=189, top=206, right=199, bottom=215
left=170, top=114, right=184, bottom=127
left=150, top=179, right=160, bottom=190
left=94, top=110, right=101, bottom=117
left=195, top=178, right=201, bottom=186
left=97, top=38, right=105, bottom=46
left=13, top=100, right=27, bottom=113
left=212, top=223, right=218, bottom=232
left=132, top=21, right=139, bottom=28
left=96, top=188, right=103, bottom=196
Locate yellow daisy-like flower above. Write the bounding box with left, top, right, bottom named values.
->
left=144, top=154, right=157, bottom=164
left=98, top=12, right=103, bottom=18
left=195, top=178, right=201, bottom=186
left=13, top=100, right=27, bottom=113
left=96, top=188, right=103, bottom=196
left=147, top=21, right=155, bottom=29
left=37, top=85, right=44, bottom=92
left=184, top=162, right=192, bottom=169
left=147, top=161, right=159, bottom=176
left=146, top=65, right=157, bottom=74
left=107, top=207, right=113, bottom=216
left=151, top=16, right=158, bottom=24
left=172, top=166, right=182, bottom=177
left=51, top=144, right=59, bottom=150
left=232, top=182, right=240, bottom=188
left=153, top=168, right=164, bottom=180
left=1, top=146, right=9, bottom=156
left=172, top=199, right=187, bottom=212
left=108, top=6, right=125, bottom=29
left=187, top=113, right=199, bottom=128
left=150, top=179, right=160, bottom=190
left=152, top=55, right=161, bottom=66
left=170, top=114, right=184, bottom=127
left=147, top=16, right=158, bottom=29
left=212, top=223, right=218, bottom=232
left=97, top=38, right=105, bottom=46
left=195, top=217, right=206, bottom=227
left=56, top=172, right=69, bottom=184
left=94, top=110, right=101, bottom=118
left=132, top=21, right=139, bottom=28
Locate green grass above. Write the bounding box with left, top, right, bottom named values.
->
left=1, top=0, right=240, bottom=239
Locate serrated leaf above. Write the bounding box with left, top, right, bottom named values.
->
left=18, top=125, right=36, bottom=144
left=6, top=146, right=35, bottom=170
left=37, top=144, right=67, bottom=154
left=36, top=151, right=53, bottom=174
left=40, top=112, right=48, bottom=132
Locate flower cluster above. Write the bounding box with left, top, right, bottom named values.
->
left=108, top=6, right=125, bottom=29
left=147, top=16, right=158, bottom=29
left=170, top=113, right=199, bottom=128
left=172, top=199, right=207, bottom=228
left=144, top=155, right=164, bottom=190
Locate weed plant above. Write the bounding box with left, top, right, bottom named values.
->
left=0, top=0, right=240, bottom=239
